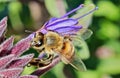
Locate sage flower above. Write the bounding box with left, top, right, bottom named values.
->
left=38, top=4, right=98, bottom=36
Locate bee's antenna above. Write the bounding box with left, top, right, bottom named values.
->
left=25, top=30, right=33, bottom=33
left=76, top=6, right=98, bottom=20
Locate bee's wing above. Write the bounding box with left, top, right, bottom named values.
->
left=61, top=51, right=86, bottom=71
left=71, top=34, right=90, bottom=59
left=70, top=3, right=95, bottom=40
left=69, top=53, right=87, bottom=71
left=75, top=28, right=93, bottom=40
left=61, top=37, right=89, bottom=71
left=60, top=40, right=87, bottom=71
left=70, top=4, right=94, bottom=59
left=71, top=4, right=96, bottom=28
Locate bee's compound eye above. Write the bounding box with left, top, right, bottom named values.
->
left=31, top=40, right=42, bottom=47
left=35, top=41, right=42, bottom=47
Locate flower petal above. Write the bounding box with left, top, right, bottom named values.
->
left=0, top=54, right=15, bottom=69
left=60, top=4, right=84, bottom=18
left=19, top=75, right=38, bottom=78
left=0, top=17, right=7, bottom=37
left=0, top=36, right=14, bottom=56
left=47, top=17, right=58, bottom=23
left=39, top=29, right=47, bottom=34
left=31, top=56, right=60, bottom=76
left=46, top=19, right=78, bottom=30
left=7, top=54, right=34, bottom=68
left=27, top=33, right=35, bottom=40
left=54, top=26, right=82, bottom=35
left=0, top=68, right=23, bottom=78
left=11, top=37, right=31, bottom=57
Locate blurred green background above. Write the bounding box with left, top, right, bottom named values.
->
left=0, top=0, right=120, bottom=78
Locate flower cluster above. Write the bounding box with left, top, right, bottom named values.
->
left=39, top=4, right=84, bottom=35
left=0, top=17, right=38, bottom=78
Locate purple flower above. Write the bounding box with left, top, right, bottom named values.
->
left=36, top=4, right=98, bottom=36
left=0, top=17, right=38, bottom=78
left=28, top=4, right=98, bottom=40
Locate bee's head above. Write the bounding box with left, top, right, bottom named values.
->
left=31, top=32, right=44, bottom=50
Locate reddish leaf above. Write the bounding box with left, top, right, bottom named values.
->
left=7, top=54, right=34, bottom=68
left=11, top=37, right=31, bottom=57
left=19, top=75, right=38, bottom=78
left=0, top=68, right=23, bottom=78
left=0, top=54, right=15, bottom=69
left=0, top=17, right=7, bottom=37
left=0, top=74, right=10, bottom=78
left=0, top=36, right=14, bottom=56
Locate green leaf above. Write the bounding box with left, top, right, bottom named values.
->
left=51, top=62, right=66, bottom=78
left=8, top=1, right=24, bottom=32
left=45, top=0, right=66, bottom=17
left=97, top=58, right=120, bottom=74
left=97, top=20, right=119, bottom=40
left=76, top=70, right=100, bottom=78
left=105, top=40, right=120, bottom=55
left=21, top=66, right=36, bottom=75
left=0, top=3, right=6, bottom=12
left=94, top=1, right=120, bottom=21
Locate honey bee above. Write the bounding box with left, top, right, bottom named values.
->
left=28, top=4, right=97, bottom=71
left=29, top=29, right=92, bottom=71
left=29, top=32, right=54, bottom=67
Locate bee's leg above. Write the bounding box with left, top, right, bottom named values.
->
left=38, top=54, right=54, bottom=67
left=27, top=58, right=40, bottom=67
left=42, top=53, right=54, bottom=61
left=27, top=53, right=54, bottom=67
left=27, top=52, right=46, bottom=67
